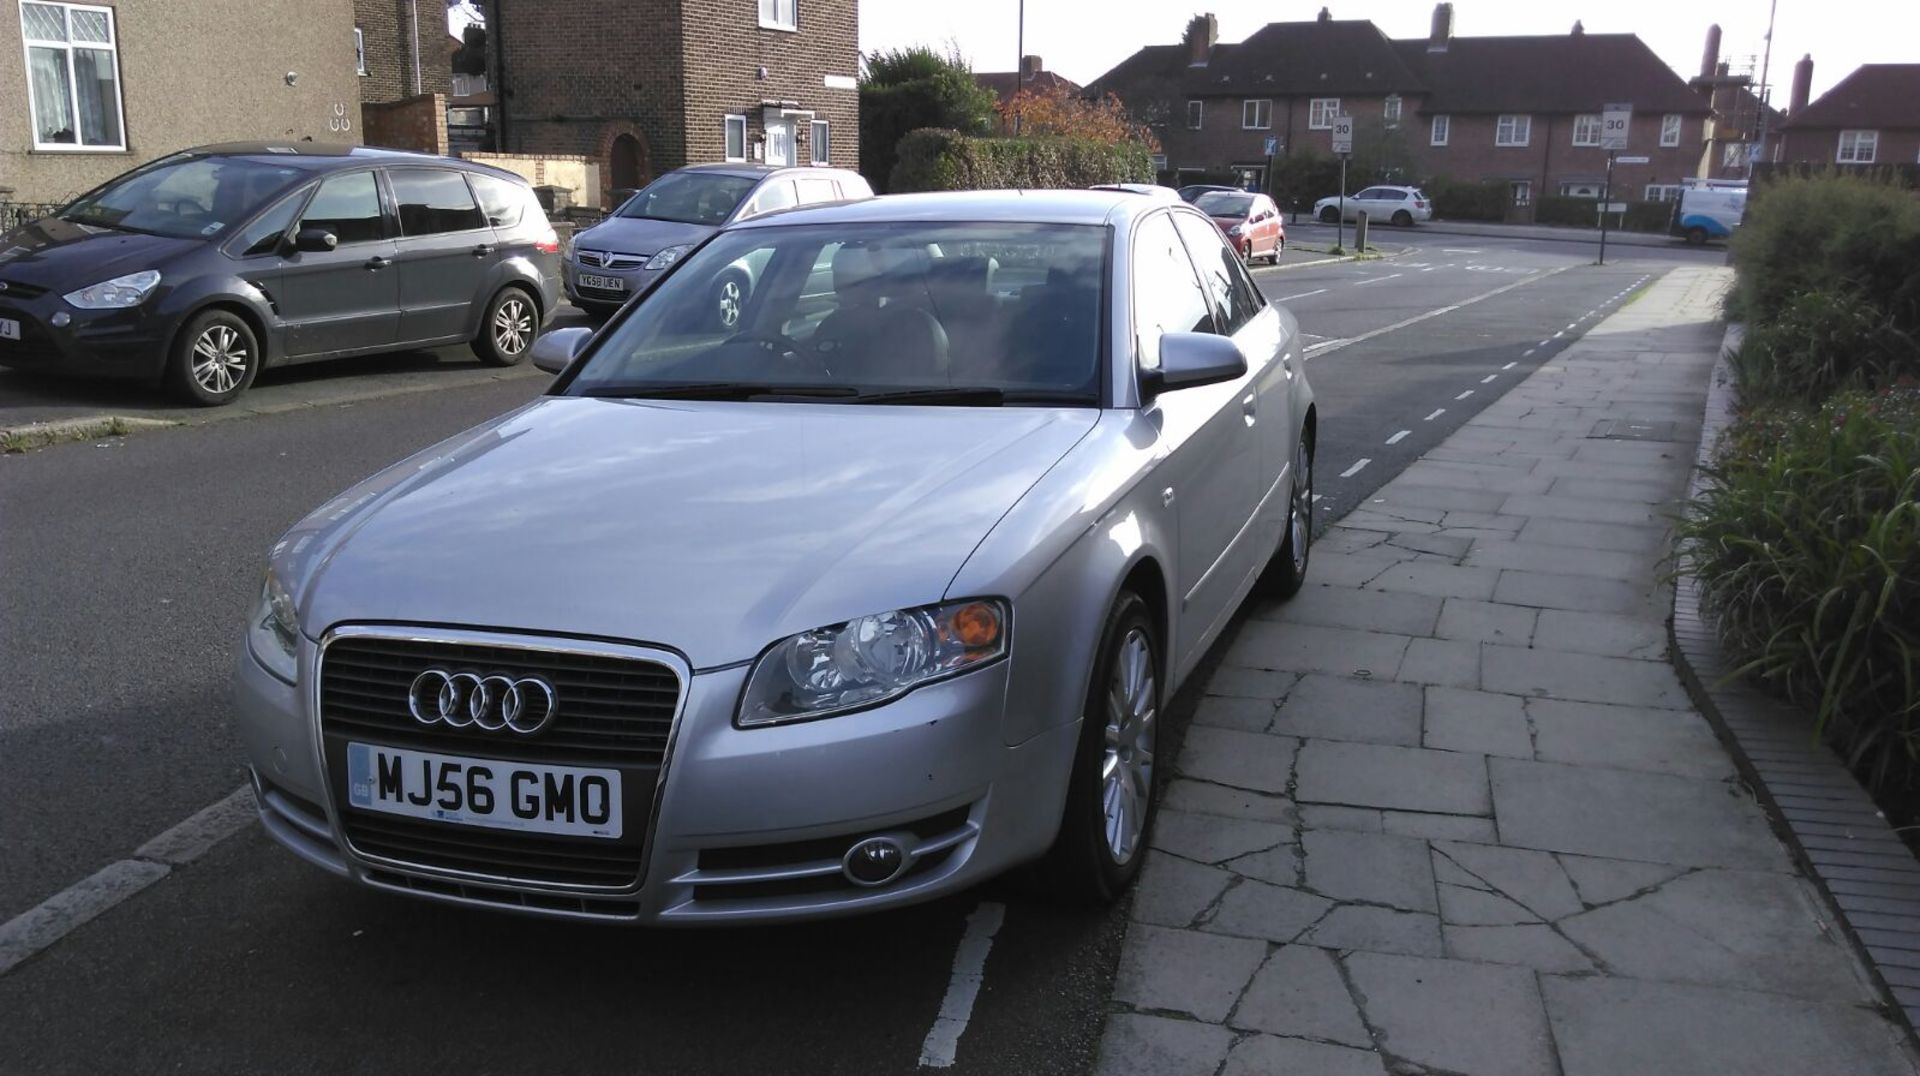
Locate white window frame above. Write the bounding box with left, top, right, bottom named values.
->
left=1509, top=180, right=1532, bottom=206
left=809, top=119, right=829, bottom=165
left=20, top=0, right=127, bottom=152
left=1496, top=114, right=1531, bottom=147
left=354, top=27, right=367, bottom=75
left=1241, top=98, right=1271, bottom=130
left=1837, top=129, right=1878, bottom=164
left=758, top=0, right=796, bottom=31
left=1571, top=114, right=1601, bottom=147
left=1383, top=95, right=1402, bottom=127
left=1645, top=183, right=1682, bottom=202
left=1660, top=113, right=1682, bottom=147
left=723, top=114, right=748, bottom=162
left=1186, top=100, right=1202, bottom=130
left=1308, top=97, right=1340, bottom=130
left=1430, top=113, right=1449, bottom=146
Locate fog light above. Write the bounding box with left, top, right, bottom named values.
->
left=50, top=311, right=71, bottom=328
left=843, top=835, right=910, bottom=887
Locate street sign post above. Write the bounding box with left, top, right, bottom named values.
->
left=1597, top=104, right=1630, bottom=266
left=1331, top=116, right=1354, bottom=155
left=1332, top=116, right=1354, bottom=251
left=1264, top=136, right=1279, bottom=155
left=1615, top=155, right=1649, bottom=165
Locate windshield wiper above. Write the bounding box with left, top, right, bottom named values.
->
left=578, top=382, right=860, bottom=401
left=57, top=213, right=150, bottom=235
left=851, top=387, right=1095, bottom=406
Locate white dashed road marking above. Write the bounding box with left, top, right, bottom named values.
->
left=1303, top=266, right=1571, bottom=359
left=1481, top=374, right=1498, bottom=383
left=919, top=901, right=1008, bottom=1068
left=1455, top=389, right=1476, bottom=400
left=1339, top=458, right=1372, bottom=478
left=1352, top=273, right=1404, bottom=286
left=1423, top=408, right=1446, bottom=421
left=1385, top=430, right=1411, bottom=445
left=1276, top=288, right=1329, bottom=302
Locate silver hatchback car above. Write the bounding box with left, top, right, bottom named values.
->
left=235, top=189, right=1316, bottom=924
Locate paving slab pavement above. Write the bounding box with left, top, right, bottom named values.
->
left=1095, top=265, right=1920, bottom=1075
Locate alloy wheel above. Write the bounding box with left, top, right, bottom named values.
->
left=1101, top=627, right=1157, bottom=865
left=493, top=297, right=533, bottom=356
left=717, top=279, right=743, bottom=328
left=190, top=324, right=249, bottom=395
left=1290, top=438, right=1314, bottom=575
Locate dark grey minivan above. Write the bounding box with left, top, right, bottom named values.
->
left=0, top=143, right=561, bottom=405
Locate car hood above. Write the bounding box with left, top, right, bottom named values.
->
left=572, top=216, right=716, bottom=257
left=283, top=397, right=1099, bottom=668
left=0, top=217, right=201, bottom=291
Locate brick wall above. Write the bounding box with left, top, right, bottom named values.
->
left=461, top=151, right=605, bottom=208
left=355, top=0, right=453, bottom=105
left=1779, top=128, right=1920, bottom=168
left=362, top=93, right=449, bottom=154
left=1409, top=111, right=1701, bottom=202
left=679, top=0, right=859, bottom=169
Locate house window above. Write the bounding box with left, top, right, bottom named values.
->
left=1186, top=100, right=1203, bottom=129
left=1242, top=99, right=1271, bottom=130
left=1661, top=113, right=1682, bottom=147
left=1150, top=153, right=1168, bottom=172
left=1308, top=98, right=1340, bottom=129
left=1645, top=184, right=1682, bottom=202
left=1430, top=114, right=1449, bottom=146
left=1383, top=95, right=1402, bottom=127
left=758, top=0, right=796, bottom=31
left=1837, top=129, right=1878, bottom=164
left=809, top=119, right=829, bottom=165
left=724, top=114, right=747, bottom=162
left=354, top=27, right=367, bottom=75
left=1509, top=180, right=1532, bottom=206
left=1558, top=180, right=1603, bottom=198
left=20, top=1, right=125, bottom=150
left=1571, top=114, right=1601, bottom=146
left=1496, top=114, right=1531, bottom=146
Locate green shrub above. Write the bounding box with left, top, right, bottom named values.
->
left=858, top=47, right=997, bottom=193
left=1681, top=388, right=1920, bottom=792
left=1730, top=172, right=1920, bottom=332
left=1533, top=195, right=1597, bottom=228
left=1623, top=200, right=1673, bottom=233
left=1423, top=176, right=1507, bottom=222
left=889, top=129, right=1152, bottom=193
left=1732, top=289, right=1920, bottom=401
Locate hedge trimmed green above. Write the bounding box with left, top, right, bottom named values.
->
left=1531, top=195, right=1671, bottom=233
left=889, top=129, right=1153, bottom=193
left=1730, top=172, right=1920, bottom=331
left=1423, top=177, right=1507, bottom=222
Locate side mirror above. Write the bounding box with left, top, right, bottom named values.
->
left=530, top=326, right=592, bottom=374
left=292, top=227, right=337, bottom=253
left=1143, top=332, right=1248, bottom=399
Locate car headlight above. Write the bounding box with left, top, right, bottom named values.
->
left=247, top=570, right=300, bottom=683
left=63, top=269, right=161, bottom=309
left=644, top=244, right=691, bottom=271
left=1228, top=224, right=1245, bottom=236
left=737, top=599, right=1009, bottom=727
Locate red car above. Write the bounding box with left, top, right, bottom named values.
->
left=1193, top=190, right=1285, bottom=263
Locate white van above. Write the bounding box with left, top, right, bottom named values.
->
left=1670, top=182, right=1747, bottom=245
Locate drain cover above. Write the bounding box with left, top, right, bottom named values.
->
left=1589, top=418, right=1679, bottom=442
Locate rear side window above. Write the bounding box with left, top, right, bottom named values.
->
left=746, top=180, right=796, bottom=217
left=795, top=177, right=839, bottom=204
left=468, top=173, right=533, bottom=228
left=1171, top=212, right=1262, bottom=335
left=1132, top=213, right=1214, bottom=369
left=838, top=173, right=874, bottom=199
left=389, top=168, right=487, bottom=236
left=300, top=171, right=384, bottom=244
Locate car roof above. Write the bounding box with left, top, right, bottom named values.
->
left=673, top=162, right=862, bottom=181
left=729, top=189, right=1164, bottom=230
left=170, top=142, right=526, bottom=184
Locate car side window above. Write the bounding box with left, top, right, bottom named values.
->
left=1171, top=212, right=1261, bottom=336
left=389, top=168, right=488, bottom=236
left=795, top=177, right=839, bottom=204
left=299, top=171, right=384, bottom=244
left=467, top=173, right=530, bottom=228
left=232, top=191, right=305, bottom=257
left=744, top=180, right=796, bottom=218
left=1132, top=213, right=1215, bottom=371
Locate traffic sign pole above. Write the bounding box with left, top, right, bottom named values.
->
left=1331, top=115, right=1354, bottom=253
left=1596, top=104, right=1630, bottom=267
left=1338, top=155, right=1347, bottom=252
left=1598, top=150, right=1615, bottom=266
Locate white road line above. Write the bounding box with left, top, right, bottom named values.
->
left=1385, top=430, right=1411, bottom=445
left=919, top=901, right=1008, bottom=1068
left=1352, top=273, right=1404, bottom=286
left=1305, top=339, right=1347, bottom=353
left=1565, top=323, right=1578, bottom=331
left=1552, top=331, right=1564, bottom=339
left=1312, top=494, right=1324, bottom=502
left=1423, top=408, right=1446, bottom=421
left=1339, top=458, right=1372, bottom=478
left=0, top=785, right=252, bottom=977
left=1441, top=248, right=1482, bottom=254
left=1539, top=340, right=1552, bottom=347
left=1480, top=374, right=1498, bottom=383
left=1522, top=349, right=1535, bottom=358
left=1455, top=389, right=1475, bottom=400
left=1275, top=288, right=1328, bottom=302
left=1503, top=361, right=1519, bottom=370
left=1303, top=266, right=1571, bottom=359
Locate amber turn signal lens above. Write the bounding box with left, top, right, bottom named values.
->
left=950, top=602, right=1002, bottom=649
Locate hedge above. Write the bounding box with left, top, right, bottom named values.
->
left=1531, top=195, right=1671, bottom=233
left=889, top=128, right=1153, bottom=193
left=1729, top=172, right=1920, bottom=333
left=1423, top=177, right=1507, bottom=222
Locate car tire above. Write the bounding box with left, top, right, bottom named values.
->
left=472, top=286, right=538, bottom=366
left=1319, top=206, right=1340, bottom=224
left=1685, top=226, right=1708, bottom=247
left=1269, top=238, right=1284, bottom=263
left=168, top=309, right=260, bottom=406
left=1392, top=210, right=1414, bottom=227
left=1032, top=591, right=1161, bottom=905
left=1258, top=432, right=1314, bottom=599
left=713, top=269, right=750, bottom=330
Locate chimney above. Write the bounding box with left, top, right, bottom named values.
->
left=1185, top=13, right=1217, bottom=66
left=1429, top=2, right=1454, bottom=52
left=1790, top=54, right=1813, bottom=114
left=1318, top=7, right=1332, bottom=22
left=1020, top=55, right=1042, bottom=81
left=1571, top=20, right=1585, bottom=35
left=1700, top=24, right=1721, bottom=79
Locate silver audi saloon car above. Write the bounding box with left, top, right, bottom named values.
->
left=235, top=189, right=1316, bottom=925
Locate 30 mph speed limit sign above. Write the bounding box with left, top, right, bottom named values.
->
left=1601, top=103, right=1631, bottom=150
left=1332, top=115, right=1354, bottom=155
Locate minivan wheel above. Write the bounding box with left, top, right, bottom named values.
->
left=1033, top=591, right=1160, bottom=904
left=168, top=310, right=259, bottom=406
left=472, top=286, right=537, bottom=366
left=1319, top=205, right=1340, bottom=224
left=1259, top=433, right=1314, bottom=599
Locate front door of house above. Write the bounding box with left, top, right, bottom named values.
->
left=764, top=119, right=795, bottom=167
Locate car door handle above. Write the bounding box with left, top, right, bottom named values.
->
left=472, top=244, right=496, bottom=257
left=1242, top=392, right=1258, bottom=425
left=365, top=256, right=392, bottom=270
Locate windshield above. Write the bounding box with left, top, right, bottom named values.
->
left=61, top=156, right=306, bottom=238
left=566, top=222, right=1108, bottom=405
left=1194, top=192, right=1255, bottom=217
left=616, top=172, right=759, bottom=226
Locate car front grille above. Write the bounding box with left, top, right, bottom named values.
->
left=348, top=811, right=643, bottom=888
left=0, top=280, right=50, bottom=300
left=574, top=248, right=646, bottom=270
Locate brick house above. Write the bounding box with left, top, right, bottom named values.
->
left=353, top=0, right=452, bottom=104
left=974, top=56, right=1080, bottom=108
left=484, top=0, right=859, bottom=201
left=1779, top=61, right=1920, bottom=168
left=1089, top=4, right=1710, bottom=217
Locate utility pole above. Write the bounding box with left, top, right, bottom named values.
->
left=1753, top=0, right=1779, bottom=164
left=1013, top=0, right=1025, bottom=135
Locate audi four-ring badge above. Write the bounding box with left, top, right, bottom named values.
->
left=233, top=189, right=1317, bottom=924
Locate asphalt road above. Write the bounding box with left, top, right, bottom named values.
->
left=0, top=229, right=1723, bottom=1073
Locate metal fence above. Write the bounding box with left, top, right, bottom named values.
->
left=1, top=202, right=63, bottom=232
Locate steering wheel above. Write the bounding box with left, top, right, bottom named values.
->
left=724, top=331, right=834, bottom=379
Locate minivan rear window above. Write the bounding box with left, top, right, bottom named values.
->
left=469, top=173, right=533, bottom=229
left=390, top=169, right=487, bottom=236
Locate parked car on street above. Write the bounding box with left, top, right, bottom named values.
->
left=1193, top=190, right=1285, bottom=263
left=1313, top=185, right=1433, bottom=226
left=565, top=164, right=873, bottom=320
left=1176, top=183, right=1241, bottom=204
left=1669, top=181, right=1746, bottom=246
left=0, top=143, right=561, bottom=405
left=235, top=189, right=1317, bottom=925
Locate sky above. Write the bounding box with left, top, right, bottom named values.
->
left=856, top=0, right=1917, bottom=106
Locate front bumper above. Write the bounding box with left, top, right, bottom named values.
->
left=0, top=291, right=176, bottom=381
left=562, top=253, right=664, bottom=312
left=235, top=624, right=1078, bottom=925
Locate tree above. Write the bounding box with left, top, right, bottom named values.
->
left=996, top=85, right=1160, bottom=152
left=859, top=47, right=997, bottom=193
